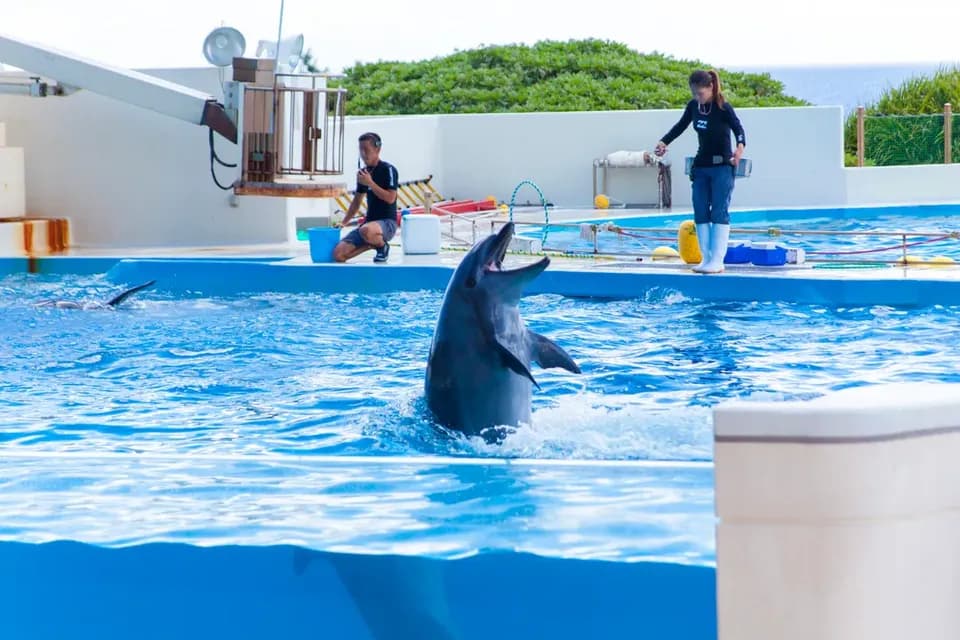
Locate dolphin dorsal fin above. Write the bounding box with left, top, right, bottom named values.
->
left=106, top=280, right=156, bottom=307
left=529, top=332, right=582, bottom=374
left=494, top=340, right=540, bottom=389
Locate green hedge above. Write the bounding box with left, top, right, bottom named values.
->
left=314, top=39, right=806, bottom=115
left=844, top=67, right=960, bottom=166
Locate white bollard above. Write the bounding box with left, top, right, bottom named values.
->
left=714, top=382, right=960, bottom=640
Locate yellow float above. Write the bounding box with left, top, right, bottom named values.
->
left=652, top=245, right=681, bottom=261
left=927, top=255, right=955, bottom=267
left=594, top=194, right=610, bottom=210
left=677, top=220, right=702, bottom=264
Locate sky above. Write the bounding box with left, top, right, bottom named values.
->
left=3, top=0, right=960, bottom=74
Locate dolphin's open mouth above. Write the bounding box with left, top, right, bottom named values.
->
left=483, top=223, right=513, bottom=272
left=482, top=222, right=549, bottom=277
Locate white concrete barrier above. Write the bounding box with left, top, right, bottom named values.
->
left=0, top=218, right=24, bottom=254
left=0, top=217, right=70, bottom=255
left=714, top=383, right=960, bottom=640
left=846, top=164, right=960, bottom=206
left=0, top=144, right=26, bottom=218
left=0, top=121, right=72, bottom=254
left=0, top=69, right=288, bottom=248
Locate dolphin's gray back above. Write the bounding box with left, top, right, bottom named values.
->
left=35, top=280, right=156, bottom=310
left=35, top=300, right=88, bottom=310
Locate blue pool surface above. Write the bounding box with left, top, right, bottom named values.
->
left=5, top=272, right=960, bottom=561
left=9, top=272, right=960, bottom=467
left=535, top=203, right=960, bottom=260
left=5, top=203, right=960, bottom=638
left=0, top=272, right=725, bottom=638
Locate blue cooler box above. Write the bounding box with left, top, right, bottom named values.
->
left=308, top=227, right=342, bottom=263
left=724, top=241, right=752, bottom=264
left=749, top=242, right=787, bottom=266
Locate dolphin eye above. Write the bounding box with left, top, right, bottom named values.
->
left=465, top=275, right=477, bottom=288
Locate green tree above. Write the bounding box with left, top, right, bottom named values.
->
left=322, top=39, right=806, bottom=115
left=844, top=66, right=960, bottom=166
left=299, top=49, right=328, bottom=74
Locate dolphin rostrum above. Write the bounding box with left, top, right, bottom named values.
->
left=424, top=222, right=581, bottom=441
left=35, top=280, right=157, bottom=310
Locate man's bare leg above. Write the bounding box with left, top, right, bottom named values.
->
left=359, top=222, right=386, bottom=248
left=333, top=240, right=370, bottom=263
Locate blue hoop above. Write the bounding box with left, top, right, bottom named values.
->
left=508, top=179, right=550, bottom=246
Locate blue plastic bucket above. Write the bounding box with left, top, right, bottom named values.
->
left=307, top=227, right=342, bottom=263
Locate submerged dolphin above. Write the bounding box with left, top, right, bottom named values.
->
left=35, top=280, right=156, bottom=310
left=424, top=222, right=581, bottom=440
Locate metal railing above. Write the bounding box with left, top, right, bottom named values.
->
left=241, top=73, right=347, bottom=184
left=467, top=219, right=960, bottom=265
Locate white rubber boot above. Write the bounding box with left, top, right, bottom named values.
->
left=691, top=223, right=711, bottom=273
left=701, top=223, right=730, bottom=274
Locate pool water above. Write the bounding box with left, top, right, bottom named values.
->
left=538, top=210, right=960, bottom=261
left=5, top=272, right=960, bottom=459
left=4, top=272, right=960, bottom=560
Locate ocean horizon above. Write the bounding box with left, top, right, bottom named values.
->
left=734, top=62, right=957, bottom=116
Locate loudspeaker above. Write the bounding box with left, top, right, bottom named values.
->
left=202, top=27, right=247, bottom=67
left=255, top=34, right=305, bottom=71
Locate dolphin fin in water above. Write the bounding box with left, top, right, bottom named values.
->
left=529, top=331, right=582, bottom=374
left=313, top=552, right=462, bottom=640
left=105, top=280, right=156, bottom=307
left=495, top=339, right=540, bottom=389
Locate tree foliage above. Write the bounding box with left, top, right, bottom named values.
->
left=844, top=66, right=960, bottom=166
left=324, top=39, right=806, bottom=115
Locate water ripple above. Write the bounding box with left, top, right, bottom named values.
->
left=3, top=273, right=960, bottom=462
left=0, top=454, right=715, bottom=562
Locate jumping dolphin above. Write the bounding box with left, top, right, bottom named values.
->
left=35, top=280, right=156, bottom=310
left=424, top=222, right=581, bottom=441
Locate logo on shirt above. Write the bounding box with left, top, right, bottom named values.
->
left=695, top=119, right=708, bottom=130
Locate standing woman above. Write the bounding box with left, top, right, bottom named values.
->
left=655, top=70, right=746, bottom=274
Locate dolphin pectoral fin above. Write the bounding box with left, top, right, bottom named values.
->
left=495, top=340, right=540, bottom=390
left=529, top=332, right=582, bottom=374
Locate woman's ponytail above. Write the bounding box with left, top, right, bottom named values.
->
left=708, top=70, right=726, bottom=108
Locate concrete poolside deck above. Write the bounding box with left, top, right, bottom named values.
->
left=5, top=205, right=960, bottom=306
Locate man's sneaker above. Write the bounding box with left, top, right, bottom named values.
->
left=373, top=242, right=390, bottom=263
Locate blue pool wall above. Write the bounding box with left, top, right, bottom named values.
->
left=90, top=258, right=959, bottom=308
left=0, top=541, right=716, bottom=640
left=5, top=251, right=960, bottom=308
left=5, top=203, right=960, bottom=307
